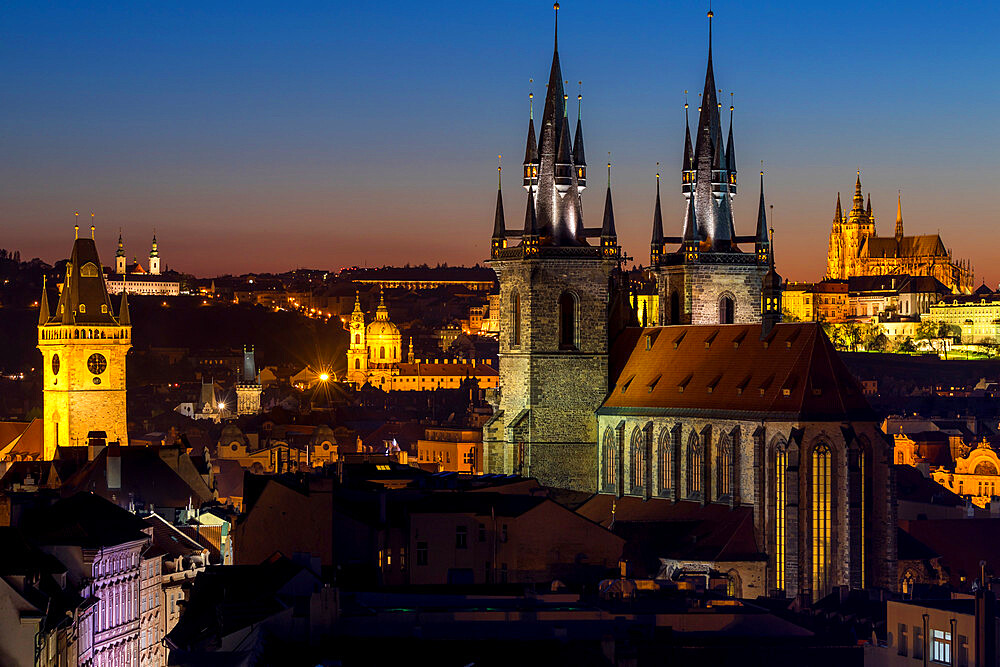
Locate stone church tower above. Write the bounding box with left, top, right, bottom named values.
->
left=649, top=11, right=771, bottom=326
left=483, top=4, right=632, bottom=492
left=346, top=293, right=368, bottom=384
left=235, top=345, right=262, bottom=415
left=38, top=224, right=132, bottom=459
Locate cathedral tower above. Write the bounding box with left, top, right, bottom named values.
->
left=235, top=345, right=262, bottom=415
left=650, top=10, right=768, bottom=326
left=483, top=4, right=629, bottom=491
left=38, top=225, right=132, bottom=459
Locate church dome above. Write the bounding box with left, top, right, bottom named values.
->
left=366, top=290, right=402, bottom=364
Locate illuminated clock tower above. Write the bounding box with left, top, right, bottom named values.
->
left=38, top=225, right=132, bottom=459
left=345, top=293, right=368, bottom=385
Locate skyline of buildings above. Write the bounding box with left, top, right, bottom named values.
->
left=3, top=2, right=998, bottom=283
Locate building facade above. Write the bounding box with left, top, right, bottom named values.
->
left=826, top=179, right=972, bottom=293
left=38, top=227, right=132, bottom=458
left=923, top=285, right=1000, bottom=344
left=106, top=232, right=181, bottom=296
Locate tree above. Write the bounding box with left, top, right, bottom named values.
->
left=894, top=337, right=916, bottom=354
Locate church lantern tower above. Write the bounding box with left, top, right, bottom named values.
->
left=346, top=293, right=368, bottom=385
left=115, top=231, right=126, bottom=275
left=148, top=231, right=160, bottom=275
left=483, top=3, right=629, bottom=492
left=38, top=223, right=132, bottom=459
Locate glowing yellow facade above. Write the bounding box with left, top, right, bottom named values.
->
left=38, top=232, right=131, bottom=459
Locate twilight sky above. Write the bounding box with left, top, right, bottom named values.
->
left=2, top=1, right=998, bottom=283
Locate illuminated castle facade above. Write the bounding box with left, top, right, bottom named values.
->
left=38, top=226, right=132, bottom=459
left=826, top=174, right=973, bottom=293
left=106, top=231, right=181, bottom=296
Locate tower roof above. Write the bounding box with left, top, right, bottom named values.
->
left=715, top=184, right=733, bottom=248
left=851, top=171, right=864, bottom=216
left=119, top=289, right=130, bottom=327
left=683, top=189, right=699, bottom=243
left=375, top=288, right=390, bottom=321
left=895, top=193, right=904, bottom=240
left=693, top=12, right=724, bottom=171
left=756, top=171, right=769, bottom=244
left=523, top=186, right=539, bottom=238
left=834, top=192, right=843, bottom=225
left=573, top=96, right=586, bottom=167
left=601, top=165, right=616, bottom=238
left=682, top=105, right=693, bottom=172
left=866, top=192, right=872, bottom=218
left=492, top=165, right=506, bottom=240
left=725, top=104, right=736, bottom=173
left=116, top=231, right=125, bottom=258
left=50, top=234, right=120, bottom=326
left=523, top=113, right=538, bottom=165
left=38, top=277, right=50, bottom=326
left=651, top=173, right=664, bottom=245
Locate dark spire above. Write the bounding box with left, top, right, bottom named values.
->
left=119, top=289, right=130, bottom=327
left=38, top=276, right=50, bottom=325
left=573, top=90, right=586, bottom=168
left=682, top=99, right=693, bottom=173
left=761, top=220, right=782, bottom=339
left=755, top=170, right=770, bottom=263
left=725, top=99, right=736, bottom=174
left=523, top=186, right=539, bottom=241
left=523, top=112, right=538, bottom=165
left=54, top=230, right=118, bottom=326
left=651, top=169, right=664, bottom=265
left=492, top=158, right=506, bottom=257
left=834, top=192, right=843, bottom=224
left=852, top=170, right=864, bottom=215
left=116, top=230, right=125, bottom=258
left=866, top=192, right=872, bottom=218
left=601, top=161, right=616, bottom=238
left=715, top=183, right=733, bottom=249
left=692, top=9, right=725, bottom=247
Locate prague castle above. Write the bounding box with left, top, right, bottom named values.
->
left=105, top=230, right=181, bottom=296
left=483, top=6, right=894, bottom=599
left=38, top=225, right=132, bottom=459
left=826, top=173, right=973, bottom=293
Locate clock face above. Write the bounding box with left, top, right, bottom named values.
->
left=52, top=354, right=60, bottom=375
left=87, top=353, right=108, bottom=375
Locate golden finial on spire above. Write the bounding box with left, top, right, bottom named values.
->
left=90, top=212, right=95, bottom=239
left=74, top=211, right=79, bottom=239
left=656, top=161, right=660, bottom=180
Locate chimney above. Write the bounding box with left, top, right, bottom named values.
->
left=106, top=441, right=121, bottom=490
left=88, top=431, right=107, bottom=462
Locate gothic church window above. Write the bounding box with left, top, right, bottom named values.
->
left=688, top=434, right=703, bottom=497
left=719, top=295, right=735, bottom=324
left=601, top=428, right=616, bottom=492
left=657, top=429, right=671, bottom=495
left=559, top=292, right=578, bottom=350
left=811, top=442, right=832, bottom=600
left=718, top=437, right=733, bottom=497
left=629, top=427, right=644, bottom=493
left=774, top=445, right=787, bottom=591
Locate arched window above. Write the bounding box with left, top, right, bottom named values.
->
left=510, top=291, right=521, bottom=348
left=354, top=359, right=360, bottom=370
left=657, top=429, right=671, bottom=495
left=975, top=461, right=998, bottom=476
left=901, top=570, right=915, bottom=597
left=719, top=295, right=735, bottom=324
left=670, top=291, right=680, bottom=324
left=380, top=346, right=386, bottom=360
left=601, top=428, right=617, bottom=492
left=774, top=445, right=787, bottom=592
left=688, top=434, right=703, bottom=497
left=559, top=292, right=577, bottom=349
left=718, top=437, right=733, bottom=498
left=629, top=428, right=645, bottom=493
left=354, top=333, right=360, bottom=345
left=811, top=442, right=832, bottom=599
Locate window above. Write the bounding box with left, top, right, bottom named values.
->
left=629, top=428, right=645, bottom=493
left=670, top=291, right=680, bottom=324
left=688, top=435, right=703, bottom=497
left=657, top=430, right=671, bottom=495
left=354, top=333, right=360, bottom=345
left=718, top=438, right=733, bottom=497
left=416, top=541, right=428, bottom=566
left=811, top=443, right=832, bottom=599
left=719, top=296, right=735, bottom=324
left=510, top=291, right=521, bottom=347
left=456, top=525, right=468, bottom=549
left=380, top=346, right=386, bottom=359
left=898, top=623, right=908, bottom=656
left=602, top=428, right=617, bottom=491
left=932, top=629, right=952, bottom=664
left=901, top=570, right=915, bottom=597
left=774, top=447, right=787, bottom=591
left=559, top=292, right=577, bottom=349
left=355, top=359, right=360, bottom=369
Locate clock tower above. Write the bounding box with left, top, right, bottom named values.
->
left=38, top=225, right=132, bottom=459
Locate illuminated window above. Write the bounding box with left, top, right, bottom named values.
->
left=510, top=292, right=521, bottom=347
left=932, top=629, right=952, bottom=664
left=354, top=359, right=360, bottom=369
left=601, top=428, right=617, bottom=492
left=380, top=346, right=386, bottom=360
left=902, top=570, right=915, bottom=597
left=559, top=291, right=578, bottom=350
left=355, top=333, right=360, bottom=345
left=774, top=447, right=787, bottom=591
left=657, top=429, right=670, bottom=495
left=629, top=428, right=644, bottom=493
left=688, top=435, right=703, bottom=497
left=811, top=442, right=832, bottom=599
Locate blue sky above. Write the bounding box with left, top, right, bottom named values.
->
left=2, top=1, right=998, bottom=281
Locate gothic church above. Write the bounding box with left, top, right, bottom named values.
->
left=483, top=6, right=895, bottom=600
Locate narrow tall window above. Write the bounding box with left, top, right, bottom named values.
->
left=559, top=292, right=577, bottom=349
left=602, top=429, right=616, bottom=492
left=689, top=436, right=703, bottom=497
left=720, top=296, right=735, bottom=324
left=670, top=291, right=680, bottom=324
left=775, top=447, right=787, bottom=591
left=658, top=430, right=670, bottom=495
left=380, top=346, right=386, bottom=359
left=859, top=448, right=866, bottom=588
left=812, top=443, right=832, bottom=599
left=510, top=292, right=521, bottom=347
left=718, top=439, right=732, bottom=497
left=630, top=428, right=645, bottom=493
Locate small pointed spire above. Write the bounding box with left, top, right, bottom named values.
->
left=90, top=212, right=95, bottom=239
left=573, top=85, right=586, bottom=169
left=38, top=275, right=50, bottom=325
left=715, top=182, right=733, bottom=248
left=601, top=158, right=616, bottom=239
left=756, top=170, right=769, bottom=243
left=853, top=170, right=864, bottom=211
left=682, top=93, right=693, bottom=173
left=866, top=192, right=872, bottom=218
left=726, top=94, right=736, bottom=174
left=522, top=186, right=539, bottom=254
left=683, top=189, right=700, bottom=263
left=834, top=192, right=843, bottom=224
left=492, top=156, right=507, bottom=254
left=651, top=166, right=664, bottom=246
left=895, top=191, right=904, bottom=240
left=119, top=289, right=130, bottom=326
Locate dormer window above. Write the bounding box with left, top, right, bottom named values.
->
left=79, top=304, right=86, bottom=314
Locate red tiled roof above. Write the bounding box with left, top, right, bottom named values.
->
left=602, top=323, right=873, bottom=421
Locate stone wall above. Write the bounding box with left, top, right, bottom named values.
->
left=657, top=262, right=766, bottom=326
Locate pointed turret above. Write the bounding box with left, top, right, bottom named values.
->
left=600, top=162, right=617, bottom=259
left=115, top=230, right=126, bottom=276
left=38, top=277, right=50, bottom=325
left=522, top=91, right=539, bottom=191
left=119, top=289, right=130, bottom=327
left=725, top=101, right=737, bottom=192
left=573, top=92, right=587, bottom=191
left=554, top=100, right=574, bottom=194
left=149, top=230, right=160, bottom=275
left=715, top=182, right=734, bottom=250
left=866, top=192, right=872, bottom=218
left=755, top=171, right=770, bottom=264
left=651, top=171, right=664, bottom=266
left=54, top=227, right=118, bottom=326
left=834, top=192, right=843, bottom=225
left=895, top=193, right=904, bottom=241
left=492, top=161, right=507, bottom=258
left=761, top=223, right=782, bottom=339
left=681, top=102, right=694, bottom=195
left=851, top=171, right=864, bottom=217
